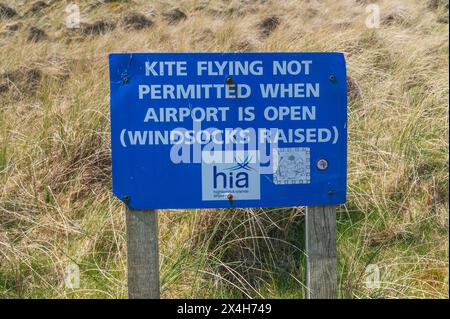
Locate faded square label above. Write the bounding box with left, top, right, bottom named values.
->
left=273, top=147, right=310, bottom=184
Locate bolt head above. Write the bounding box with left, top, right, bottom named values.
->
left=226, top=76, right=233, bottom=85
left=317, top=158, right=329, bottom=171
left=227, top=193, right=234, bottom=201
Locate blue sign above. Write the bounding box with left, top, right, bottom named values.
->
left=109, top=53, right=347, bottom=210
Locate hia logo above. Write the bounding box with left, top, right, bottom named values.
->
left=202, top=151, right=260, bottom=201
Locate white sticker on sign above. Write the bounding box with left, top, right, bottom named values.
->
left=201, top=151, right=260, bottom=201
left=273, top=147, right=310, bottom=184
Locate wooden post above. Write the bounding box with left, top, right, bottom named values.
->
left=125, top=208, right=160, bottom=299
left=305, top=206, right=337, bottom=299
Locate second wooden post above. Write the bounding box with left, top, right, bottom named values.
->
left=305, top=205, right=337, bottom=299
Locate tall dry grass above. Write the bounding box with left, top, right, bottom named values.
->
left=0, top=0, right=448, bottom=298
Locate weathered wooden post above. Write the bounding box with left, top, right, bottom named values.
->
left=305, top=206, right=337, bottom=299
left=125, top=208, right=160, bottom=299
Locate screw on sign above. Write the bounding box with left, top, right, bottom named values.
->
left=108, top=52, right=347, bottom=299
left=317, top=158, right=329, bottom=171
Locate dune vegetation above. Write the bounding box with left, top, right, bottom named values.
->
left=0, top=0, right=448, bottom=298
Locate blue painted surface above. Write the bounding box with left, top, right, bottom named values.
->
left=109, top=52, right=347, bottom=209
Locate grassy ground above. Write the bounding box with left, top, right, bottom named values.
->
left=0, top=0, right=448, bottom=299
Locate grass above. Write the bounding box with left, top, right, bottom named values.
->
left=0, top=0, right=448, bottom=299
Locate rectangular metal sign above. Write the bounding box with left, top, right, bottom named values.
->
left=109, top=52, right=347, bottom=209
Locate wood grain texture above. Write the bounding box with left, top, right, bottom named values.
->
left=305, top=206, right=337, bottom=299
left=125, top=209, right=160, bottom=299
